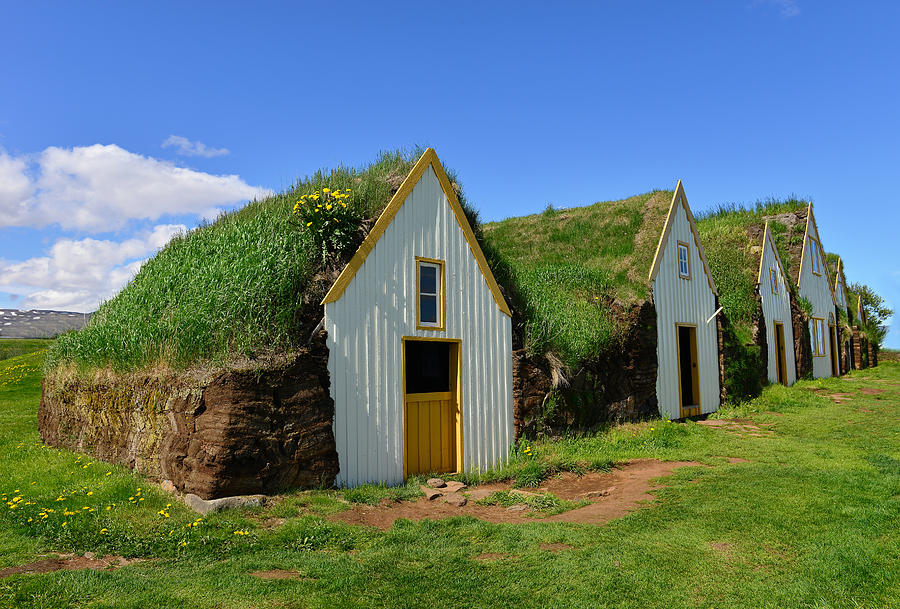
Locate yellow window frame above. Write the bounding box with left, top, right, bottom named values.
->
left=811, top=317, right=826, bottom=357
left=416, top=256, right=446, bottom=331
left=676, top=241, right=691, bottom=280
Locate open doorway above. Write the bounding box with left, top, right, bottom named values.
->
left=829, top=324, right=839, bottom=377
left=676, top=324, right=700, bottom=417
left=402, top=338, right=461, bottom=478
left=774, top=321, right=787, bottom=385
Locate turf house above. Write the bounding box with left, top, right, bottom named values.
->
left=830, top=255, right=853, bottom=372
left=38, top=148, right=513, bottom=497
left=481, top=181, right=724, bottom=430
left=756, top=222, right=797, bottom=386
left=795, top=205, right=840, bottom=379
left=321, top=149, right=514, bottom=487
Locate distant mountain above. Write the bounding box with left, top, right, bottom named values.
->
left=0, top=309, right=91, bottom=339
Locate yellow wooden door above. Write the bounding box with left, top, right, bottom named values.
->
left=405, top=391, right=457, bottom=476
left=678, top=325, right=701, bottom=418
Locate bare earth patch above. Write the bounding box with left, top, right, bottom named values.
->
left=712, top=456, right=750, bottom=464
left=859, top=388, right=885, bottom=395
left=330, top=459, right=701, bottom=529
left=697, top=419, right=775, bottom=437
left=825, top=393, right=853, bottom=403
left=0, top=553, right=146, bottom=578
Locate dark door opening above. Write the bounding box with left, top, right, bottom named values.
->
left=774, top=322, right=787, bottom=385
left=404, top=340, right=450, bottom=394
left=677, top=325, right=700, bottom=417
left=829, top=326, right=839, bottom=377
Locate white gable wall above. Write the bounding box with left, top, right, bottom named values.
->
left=653, top=199, right=720, bottom=419
left=324, top=166, right=513, bottom=487
left=759, top=232, right=797, bottom=385
left=798, top=217, right=836, bottom=379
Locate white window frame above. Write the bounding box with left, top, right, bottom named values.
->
left=416, top=257, right=445, bottom=331
left=770, top=268, right=778, bottom=295
left=676, top=242, right=691, bottom=279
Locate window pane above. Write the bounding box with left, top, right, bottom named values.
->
left=420, top=265, right=437, bottom=294
left=420, top=295, right=437, bottom=323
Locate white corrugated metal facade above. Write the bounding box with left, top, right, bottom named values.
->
left=651, top=186, right=720, bottom=419
left=324, top=159, right=513, bottom=487
left=758, top=225, right=797, bottom=385
left=797, top=208, right=837, bottom=379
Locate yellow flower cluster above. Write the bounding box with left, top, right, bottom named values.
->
left=292, top=187, right=352, bottom=227
left=523, top=445, right=533, bottom=456
left=233, top=529, right=251, bottom=536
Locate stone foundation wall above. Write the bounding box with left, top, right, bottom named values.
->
left=511, top=349, right=552, bottom=438
left=511, top=300, right=659, bottom=438
left=39, top=334, right=339, bottom=499
left=851, top=326, right=866, bottom=370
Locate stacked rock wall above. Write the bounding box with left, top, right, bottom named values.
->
left=39, top=334, right=338, bottom=499
left=512, top=300, right=659, bottom=438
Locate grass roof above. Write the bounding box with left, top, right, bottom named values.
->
left=480, top=191, right=673, bottom=367
left=695, top=199, right=809, bottom=333
left=48, top=148, right=477, bottom=373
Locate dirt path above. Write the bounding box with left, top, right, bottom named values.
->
left=0, top=554, right=146, bottom=578
left=330, top=459, right=702, bottom=529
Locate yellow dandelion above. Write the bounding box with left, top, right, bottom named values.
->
left=323, top=187, right=330, bottom=193
left=100, top=528, right=108, bottom=534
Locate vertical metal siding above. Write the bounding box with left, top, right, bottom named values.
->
left=798, top=221, right=836, bottom=379
left=325, top=166, right=513, bottom=487
left=653, top=200, right=721, bottom=419
left=759, top=234, right=797, bottom=385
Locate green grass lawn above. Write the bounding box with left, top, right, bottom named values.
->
left=0, top=339, right=52, bottom=363
left=1, top=351, right=898, bottom=608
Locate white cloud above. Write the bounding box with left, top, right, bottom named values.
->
left=0, top=224, right=185, bottom=312
left=0, top=144, right=269, bottom=231
left=753, top=0, right=800, bottom=17
left=162, top=135, right=230, bottom=158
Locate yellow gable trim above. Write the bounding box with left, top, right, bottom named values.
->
left=648, top=180, right=718, bottom=296
left=321, top=148, right=511, bottom=317
left=798, top=205, right=837, bottom=307
left=756, top=221, right=788, bottom=287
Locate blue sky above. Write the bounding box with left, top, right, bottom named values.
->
left=1, top=1, right=898, bottom=346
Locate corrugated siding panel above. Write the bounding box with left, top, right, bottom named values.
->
left=759, top=234, right=797, bottom=385
left=325, top=166, right=513, bottom=487
left=798, top=221, right=836, bottom=379
left=653, top=200, right=721, bottom=419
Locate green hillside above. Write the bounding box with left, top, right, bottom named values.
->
left=47, top=149, right=477, bottom=373
left=481, top=191, right=672, bottom=367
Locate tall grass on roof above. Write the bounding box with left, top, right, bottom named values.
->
left=48, top=148, right=475, bottom=373
left=482, top=191, right=672, bottom=368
